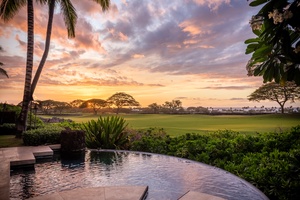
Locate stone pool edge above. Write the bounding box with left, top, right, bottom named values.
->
left=1, top=146, right=266, bottom=200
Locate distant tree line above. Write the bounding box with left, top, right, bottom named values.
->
left=2, top=81, right=300, bottom=115
left=32, top=92, right=140, bottom=115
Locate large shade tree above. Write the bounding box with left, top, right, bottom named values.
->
left=148, top=103, right=160, bottom=113
left=1, top=0, right=35, bottom=136
left=80, top=99, right=107, bottom=115
left=162, top=100, right=183, bottom=113
left=246, top=0, right=300, bottom=85
left=107, top=92, right=140, bottom=114
left=248, top=81, right=300, bottom=113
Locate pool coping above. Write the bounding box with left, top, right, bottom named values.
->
left=28, top=185, right=149, bottom=200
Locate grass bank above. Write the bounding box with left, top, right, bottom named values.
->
left=0, top=135, right=23, bottom=148
left=40, top=113, right=300, bottom=136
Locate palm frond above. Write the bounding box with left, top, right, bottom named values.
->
left=93, top=0, right=110, bottom=12
left=0, top=0, right=27, bottom=21
left=59, top=0, right=77, bottom=38
left=0, top=68, right=9, bottom=78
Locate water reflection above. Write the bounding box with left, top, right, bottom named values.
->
left=10, top=150, right=269, bottom=200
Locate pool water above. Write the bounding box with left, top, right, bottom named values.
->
left=10, top=150, right=269, bottom=200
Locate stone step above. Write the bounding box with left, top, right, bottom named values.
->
left=28, top=186, right=148, bottom=200
left=0, top=146, right=55, bottom=200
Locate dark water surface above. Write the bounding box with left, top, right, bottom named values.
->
left=10, top=150, right=268, bottom=200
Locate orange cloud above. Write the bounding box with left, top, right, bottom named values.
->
left=132, top=54, right=145, bottom=59
left=179, top=20, right=203, bottom=35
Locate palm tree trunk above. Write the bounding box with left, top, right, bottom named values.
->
left=31, top=0, right=55, bottom=97
left=16, top=0, right=34, bottom=137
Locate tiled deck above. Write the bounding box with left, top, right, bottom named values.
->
left=0, top=146, right=225, bottom=200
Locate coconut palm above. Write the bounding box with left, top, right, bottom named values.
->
left=1, top=0, right=35, bottom=135
left=1, top=0, right=110, bottom=134
left=30, top=0, right=110, bottom=97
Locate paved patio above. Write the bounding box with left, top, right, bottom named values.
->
left=0, top=146, right=225, bottom=200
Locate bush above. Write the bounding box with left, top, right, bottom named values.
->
left=130, top=127, right=170, bottom=154
left=0, top=123, right=17, bottom=135
left=81, top=116, right=129, bottom=149
left=128, top=125, right=300, bottom=200
left=26, top=114, right=45, bottom=129
left=23, top=125, right=64, bottom=146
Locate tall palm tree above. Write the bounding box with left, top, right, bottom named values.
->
left=1, top=0, right=110, bottom=135
left=0, top=0, right=34, bottom=136
left=31, top=0, right=110, bottom=96
left=0, top=46, right=9, bottom=78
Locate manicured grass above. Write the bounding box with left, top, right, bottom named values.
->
left=0, top=135, right=23, bottom=148
left=41, top=114, right=300, bottom=136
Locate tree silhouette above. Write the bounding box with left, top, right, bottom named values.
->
left=107, top=92, right=140, bottom=114
left=248, top=82, right=300, bottom=113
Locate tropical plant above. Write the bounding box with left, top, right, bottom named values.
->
left=248, top=81, right=300, bottom=113
left=1, top=0, right=111, bottom=135
left=246, top=0, right=300, bottom=85
left=0, top=0, right=35, bottom=136
left=31, top=0, right=110, bottom=96
left=81, top=116, right=129, bottom=149
left=107, top=92, right=140, bottom=114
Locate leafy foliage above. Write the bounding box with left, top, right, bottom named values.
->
left=23, top=125, right=64, bottom=146
left=129, top=126, right=300, bottom=200
left=248, top=81, right=300, bottom=113
left=81, top=116, right=129, bottom=149
left=130, top=127, right=170, bottom=154
left=80, top=99, right=107, bottom=115
left=107, top=92, right=140, bottom=114
left=246, top=0, right=300, bottom=85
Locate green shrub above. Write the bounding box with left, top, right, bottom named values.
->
left=0, top=123, right=17, bottom=135
left=81, top=116, right=129, bottom=149
left=57, top=120, right=81, bottom=130
left=130, top=127, right=170, bottom=154
left=128, top=125, right=300, bottom=200
left=27, top=114, right=44, bottom=129
left=23, top=125, right=63, bottom=146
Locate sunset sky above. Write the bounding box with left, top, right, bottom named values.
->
left=1, top=0, right=299, bottom=108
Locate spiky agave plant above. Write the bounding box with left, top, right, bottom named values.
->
left=82, top=116, right=129, bottom=149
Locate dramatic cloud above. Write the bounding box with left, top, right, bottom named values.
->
left=2, top=0, right=293, bottom=108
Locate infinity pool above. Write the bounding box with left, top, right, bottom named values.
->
left=10, top=150, right=268, bottom=200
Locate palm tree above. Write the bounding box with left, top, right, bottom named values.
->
left=31, top=0, right=110, bottom=96
left=1, top=0, right=34, bottom=136
left=1, top=0, right=110, bottom=135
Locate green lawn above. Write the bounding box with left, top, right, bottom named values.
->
left=0, top=135, right=23, bottom=148
left=42, top=113, right=300, bottom=136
